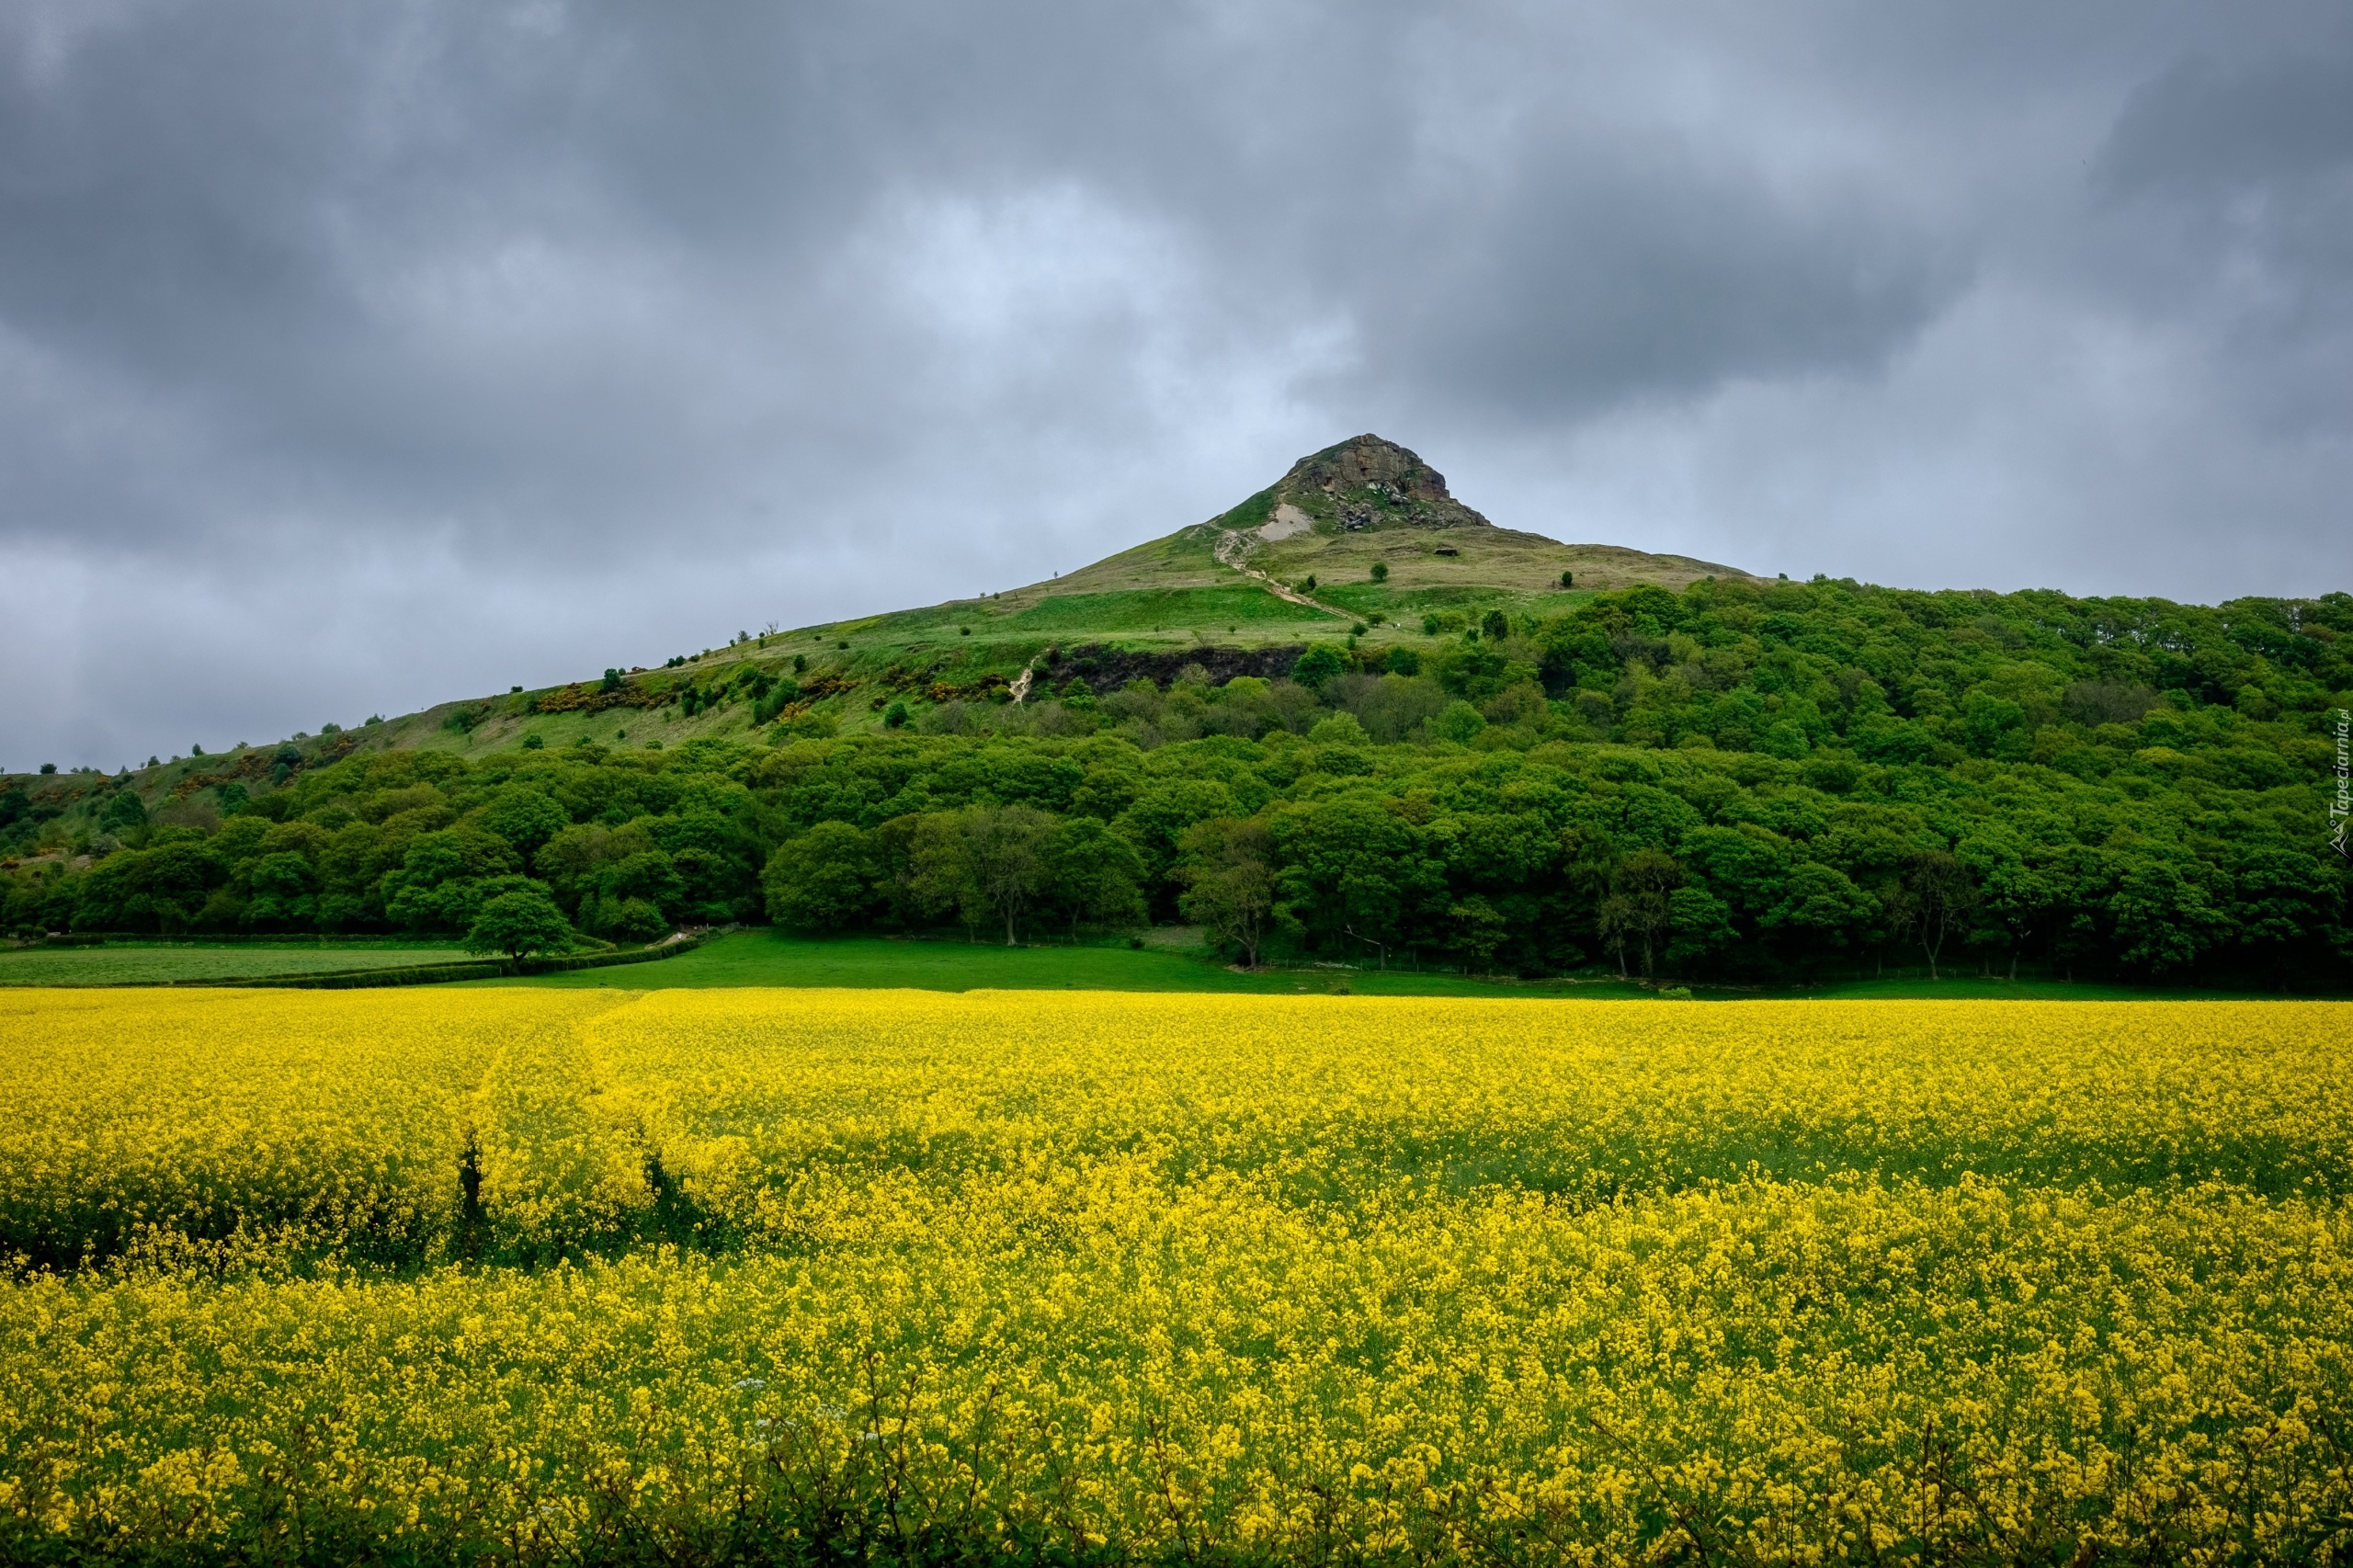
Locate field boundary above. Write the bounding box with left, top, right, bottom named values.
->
left=194, top=930, right=721, bottom=989
left=0, top=930, right=720, bottom=990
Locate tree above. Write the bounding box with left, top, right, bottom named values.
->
left=483, top=789, right=571, bottom=863
left=1290, top=643, right=1347, bottom=690
left=73, top=840, right=226, bottom=934
left=1370, top=562, right=1389, bottom=582
left=1900, top=849, right=1976, bottom=981
left=465, top=884, right=574, bottom=960
left=99, top=790, right=146, bottom=834
left=1597, top=848, right=1680, bottom=979
left=962, top=805, right=1058, bottom=945
left=762, top=822, right=875, bottom=932
left=1176, top=816, right=1277, bottom=966
left=1560, top=570, right=1574, bottom=588
left=883, top=700, right=911, bottom=729
left=1044, top=818, right=1146, bottom=938
left=1761, top=862, right=1877, bottom=951
left=1481, top=608, right=1511, bottom=642
left=2111, top=857, right=2227, bottom=974
left=1444, top=894, right=1510, bottom=973
left=1431, top=700, right=1486, bottom=744
left=1664, top=885, right=1737, bottom=968
left=1268, top=797, right=1442, bottom=962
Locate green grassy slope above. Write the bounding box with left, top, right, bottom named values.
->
left=373, top=459, right=1745, bottom=757
left=4, top=437, right=1755, bottom=788
left=0, top=942, right=464, bottom=985
left=460, top=929, right=2286, bottom=1001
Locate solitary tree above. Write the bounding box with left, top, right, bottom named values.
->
left=465, top=885, right=574, bottom=961
left=1370, top=562, right=1389, bottom=582
left=1560, top=570, right=1574, bottom=588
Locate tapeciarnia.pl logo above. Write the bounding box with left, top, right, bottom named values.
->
left=2333, top=708, right=2350, bottom=858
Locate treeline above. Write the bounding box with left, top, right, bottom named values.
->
left=5, top=575, right=2348, bottom=984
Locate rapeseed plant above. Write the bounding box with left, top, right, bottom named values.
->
left=0, top=990, right=2347, bottom=1563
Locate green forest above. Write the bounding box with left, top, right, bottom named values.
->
left=6, top=574, right=2349, bottom=986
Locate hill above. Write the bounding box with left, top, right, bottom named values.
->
left=5, top=435, right=2349, bottom=992
left=10, top=435, right=1752, bottom=771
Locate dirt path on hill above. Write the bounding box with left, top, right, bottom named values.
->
left=1213, top=529, right=1354, bottom=620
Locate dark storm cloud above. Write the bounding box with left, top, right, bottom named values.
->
left=3, top=0, right=2350, bottom=768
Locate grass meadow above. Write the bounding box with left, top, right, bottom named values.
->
left=0, top=941, right=466, bottom=987
left=471, top=927, right=2293, bottom=1002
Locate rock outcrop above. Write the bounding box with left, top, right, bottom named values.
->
left=1266, top=435, right=1494, bottom=533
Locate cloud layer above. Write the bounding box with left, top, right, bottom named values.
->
left=5, top=0, right=2350, bottom=767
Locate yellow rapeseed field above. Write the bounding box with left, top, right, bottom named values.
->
left=2, top=988, right=2348, bottom=1564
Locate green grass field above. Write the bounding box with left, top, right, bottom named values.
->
left=2, top=932, right=2293, bottom=999
left=468, top=928, right=2289, bottom=1000
left=0, top=942, right=466, bottom=986
left=467, top=930, right=1647, bottom=995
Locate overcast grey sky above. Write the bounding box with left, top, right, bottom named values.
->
left=5, top=0, right=2350, bottom=770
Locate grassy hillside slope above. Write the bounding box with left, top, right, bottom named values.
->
left=6, top=436, right=1754, bottom=788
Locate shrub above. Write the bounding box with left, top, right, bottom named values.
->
left=1370, top=562, right=1389, bottom=582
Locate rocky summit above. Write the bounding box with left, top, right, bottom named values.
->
left=1222, top=435, right=1495, bottom=536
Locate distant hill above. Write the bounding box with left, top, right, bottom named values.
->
left=40, top=435, right=1754, bottom=775
left=7, top=436, right=2347, bottom=993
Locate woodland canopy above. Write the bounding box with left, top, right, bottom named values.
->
left=6, top=575, right=2348, bottom=985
